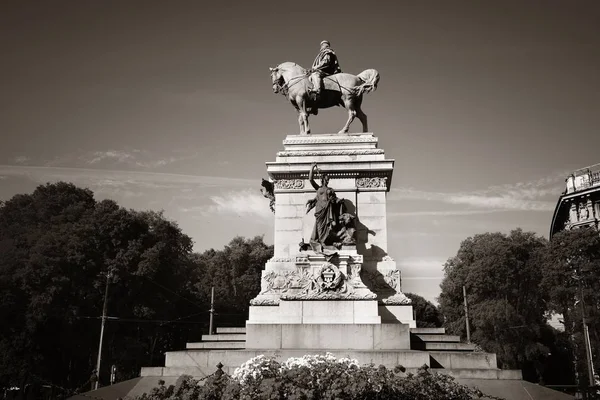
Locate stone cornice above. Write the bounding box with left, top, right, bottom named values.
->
left=277, top=149, right=384, bottom=157
left=283, top=134, right=377, bottom=145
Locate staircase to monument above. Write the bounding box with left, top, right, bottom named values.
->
left=141, top=325, right=521, bottom=380
left=186, top=327, right=246, bottom=350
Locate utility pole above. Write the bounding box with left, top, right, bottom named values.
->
left=94, top=270, right=113, bottom=390
left=463, top=285, right=471, bottom=344
left=209, top=286, right=215, bottom=335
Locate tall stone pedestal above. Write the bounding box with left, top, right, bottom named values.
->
left=247, top=133, right=415, bottom=351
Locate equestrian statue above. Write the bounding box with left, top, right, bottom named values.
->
left=270, top=40, right=380, bottom=135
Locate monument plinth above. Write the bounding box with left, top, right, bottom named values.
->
left=246, top=132, right=414, bottom=350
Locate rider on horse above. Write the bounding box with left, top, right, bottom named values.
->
left=309, top=40, right=342, bottom=99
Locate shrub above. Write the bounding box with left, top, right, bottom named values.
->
left=135, top=353, right=502, bottom=400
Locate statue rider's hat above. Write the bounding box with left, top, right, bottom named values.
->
left=320, top=40, right=330, bottom=46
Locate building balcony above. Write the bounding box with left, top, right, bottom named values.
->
left=566, top=163, right=600, bottom=194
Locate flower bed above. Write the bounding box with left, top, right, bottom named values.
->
left=137, top=353, right=502, bottom=400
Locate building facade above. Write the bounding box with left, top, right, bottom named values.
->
left=550, top=163, right=600, bottom=239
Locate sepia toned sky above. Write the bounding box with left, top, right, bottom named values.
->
left=1, top=0, right=599, bottom=303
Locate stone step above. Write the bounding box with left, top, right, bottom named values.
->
left=431, top=368, right=522, bottom=380
left=141, top=366, right=226, bottom=378
left=186, top=342, right=246, bottom=350
left=144, top=366, right=519, bottom=380
left=201, top=334, right=246, bottom=342
left=413, top=342, right=476, bottom=351
left=410, top=327, right=446, bottom=334
left=429, top=351, right=498, bottom=369
left=157, top=350, right=502, bottom=376
left=216, top=327, right=246, bottom=334
left=165, top=349, right=431, bottom=369
left=412, top=334, right=460, bottom=342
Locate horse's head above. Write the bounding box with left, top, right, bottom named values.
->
left=269, top=66, right=284, bottom=94
left=270, top=63, right=305, bottom=94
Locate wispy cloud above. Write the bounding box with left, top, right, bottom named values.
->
left=389, top=209, right=508, bottom=217
left=390, top=172, right=565, bottom=213
left=14, top=156, right=30, bottom=164
left=397, top=257, right=445, bottom=271
left=195, top=189, right=273, bottom=220
left=403, top=277, right=444, bottom=280
left=0, top=165, right=255, bottom=192
left=88, top=150, right=137, bottom=165
left=397, top=258, right=446, bottom=281
left=41, top=148, right=199, bottom=169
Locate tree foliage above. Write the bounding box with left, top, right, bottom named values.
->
left=404, top=292, right=443, bottom=328
left=438, top=229, right=573, bottom=383
left=0, top=182, right=272, bottom=395
left=540, top=228, right=600, bottom=386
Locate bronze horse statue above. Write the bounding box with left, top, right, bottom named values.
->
left=270, top=62, right=379, bottom=135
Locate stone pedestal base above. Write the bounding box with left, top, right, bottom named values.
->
left=379, top=304, right=416, bottom=328
left=245, top=323, right=410, bottom=350
left=249, top=300, right=381, bottom=324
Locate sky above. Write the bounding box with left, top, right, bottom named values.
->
left=1, top=0, right=599, bottom=303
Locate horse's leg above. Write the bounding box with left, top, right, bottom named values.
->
left=356, top=105, right=368, bottom=132
left=297, top=113, right=305, bottom=135
left=339, top=100, right=356, bottom=134
left=292, top=101, right=306, bottom=135
left=296, top=96, right=310, bottom=135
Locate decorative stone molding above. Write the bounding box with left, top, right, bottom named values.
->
left=259, top=270, right=311, bottom=295
left=249, top=296, right=280, bottom=306
left=295, top=256, right=309, bottom=264
left=277, top=149, right=384, bottom=157
left=274, top=179, right=304, bottom=190
left=356, top=177, right=387, bottom=189
left=363, top=269, right=402, bottom=292
left=579, top=200, right=593, bottom=221
left=383, top=269, right=402, bottom=292
left=315, top=262, right=343, bottom=291
left=281, top=291, right=377, bottom=300
left=257, top=260, right=378, bottom=301
left=350, top=254, right=363, bottom=263
left=380, top=292, right=412, bottom=305
left=348, top=264, right=366, bottom=288
left=269, top=257, right=295, bottom=262
left=283, top=137, right=377, bottom=145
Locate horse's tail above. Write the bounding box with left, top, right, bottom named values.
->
left=355, top=69, right=380, bottom=97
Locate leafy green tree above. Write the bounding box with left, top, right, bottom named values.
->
left=540, top=228, right=600, bottom=387
left=404, top=292, right=443, bottom=328
left=438, top=229, right=566, bottom=382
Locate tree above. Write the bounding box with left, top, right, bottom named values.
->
left=190, top=236, right=273, bottom=328
left=0, top=183, right=201, bottom=394
left=540, top=228, right=600, bottom=387
left=404, top=292, right=443, bottom=328
left=438, top=229, right=568, bottom=383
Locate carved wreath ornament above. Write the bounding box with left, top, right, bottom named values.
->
left=316, top=262, right=343, bottom=291
left=274, top=179, right=304, bottom=190
left=356, top=177, right=387, bottom=188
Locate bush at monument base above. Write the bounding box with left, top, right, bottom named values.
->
left=135, top=353, right=502, bottom=400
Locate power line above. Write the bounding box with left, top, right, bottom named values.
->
left=141, top=275, right=207, bottom=310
